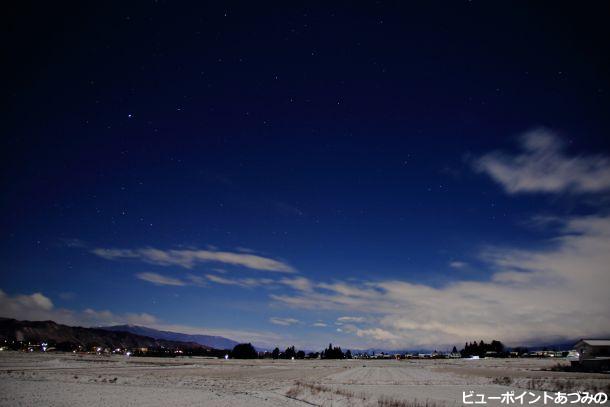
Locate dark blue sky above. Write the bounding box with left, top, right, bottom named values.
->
left=2, top=1, right=610, bottom=349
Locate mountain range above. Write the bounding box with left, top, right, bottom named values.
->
left=0, top=318, right=208, bottom=350
left=101, top=325, right=239, bottom=350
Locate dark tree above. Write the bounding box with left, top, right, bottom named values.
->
left=345, top=349, right=352, bottom=359
left=284, top=346, right=296, bottom=359
left=231, top=343, right=257, bottom=359
left=322, top=343, right=344, bottom=359
left=271, top=347, right=280, bottom=359
left=490, top=340, right=505, bottom=354
left=296, top=350, right=305, bottom=359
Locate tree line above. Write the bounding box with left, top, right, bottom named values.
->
left=460, top=340, right=506, bottom=357
left=231, top=339, right=520, bottom=360
left=230, top=343, right=352, bottom=359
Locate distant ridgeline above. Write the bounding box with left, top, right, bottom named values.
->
left=100, top=324, right=239, bottom=350
left=0, top=317, right=226, bottom=357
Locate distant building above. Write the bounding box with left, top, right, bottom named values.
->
left=573, top=339, right=610, bottom=371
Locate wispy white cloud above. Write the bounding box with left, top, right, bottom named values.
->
left=135, top=272, right=207, bottom=287
left=185, top=274, right=207, bottom=286
left=269, top=317, right=300, bottom=326
left=0, top=290, right=53, bottom=311
left=312, top=322, right=328, bottom=327
left=136, top=272, right=186, bottom=286
left=91, top=247, right=295, bottom=273
left=475, top=128, right=610, bottom=194
left=203, top=274, right=314, bottom=291
left=204, top=274, right=273, bottom=288
left=449, top=261, right=467, bottom=269
left=279, top=276, right=313, bottom=292
left=82, top=308, right=158, bottom=326
left=354, top=327, right=400, bottom=341
left=337, top=316, right=366, bottom=323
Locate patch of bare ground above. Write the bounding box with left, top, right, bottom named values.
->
left=523, top=377, right=610, bottom=394
left=487, top=363, right=610, bottom=394
left=285, top=380, right=355, bottom=399
left=285, top=380, right=443, bottom=407
left=377, top=396, right=443, bottom=407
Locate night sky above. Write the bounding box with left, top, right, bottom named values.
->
left=2, top=2, right=610, bottom=349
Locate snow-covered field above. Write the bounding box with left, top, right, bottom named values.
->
left=0, top=352, right=608, bottom=406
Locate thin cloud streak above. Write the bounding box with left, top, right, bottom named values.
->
left=337, top=316, right=366, bottom=323
left=449, top=261, right=467, bottom=269
left=269, top=317, right=300, bottom=326
left=204, top=274, right=275, bottom=288
left=136, top=272, right=186, bottom=286
left=91, top=247, right=295, bottom=273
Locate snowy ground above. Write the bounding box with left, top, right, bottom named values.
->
left=0, top=352, right=608, bottom=406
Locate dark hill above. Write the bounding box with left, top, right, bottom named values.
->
left=102, top=325, right=238, bottom=350
left=0, top=317, right=209, bottom=351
